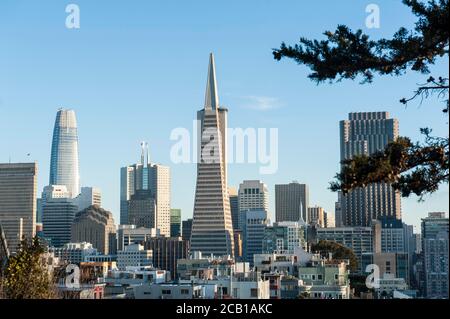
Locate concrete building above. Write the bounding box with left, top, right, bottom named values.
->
left=145, top=237, right=189, bottom=279
left=117, top=244, right=153, bottom=270
left=238, top=180, right=269, bottom=229
left=182, top=218, right=193, bottom=242
left=170, top=209, right=181, bottom=237
left=71, top=205, right=117, bottom=254
left=120, top=142, right=171, bottom=237
left=421, top=212, right=449, bottom=299
left=0, top=163, right=37, bottom=253
left=334, top=196, right=343, bottom=227
left=263, top=221, right=306, bottom=254
left=241, top=209, right=269, bottom=264
left=117, top=225, right=158, bottom=251
left=308, top=206, right=325, bottom=227
left=275, top=182, right=309, bottom=223
left=191, top=53, right=234, bottom=257
left=362, top=252, right=409, bottom=284
left=49, top=109, right=80, bottom=198
left=338, top=112, right=402, bottom=226
left=50, top=242, right=98, bottom=264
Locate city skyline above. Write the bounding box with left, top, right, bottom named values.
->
left=1, top=1, right=448, bottom=230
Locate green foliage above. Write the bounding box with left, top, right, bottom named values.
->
left=1, top=237, right=56, bottom=299
left=311, top=240, right=358, bottom=272
left=273, top=0, right=449, bottom=199
left=330, top=129, right=449, bottom=200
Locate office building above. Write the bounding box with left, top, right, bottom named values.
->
left=71, top=205, right=117, bottom=254
left=73, top=187, right=101, bottom=211
left=170, top=209, right=182, bottom=237
left=49, top=109, right=80, bottom=198
left=275, top=182, right=309, bottom=223
left=49, top=242, right=98, bottom=264
left=190, top=53, right=234, bottom=257
left=241, top=209, right=269, bottom=264
left=238, top=180, right=269, bottom=229
left=182, top=219, right=193, bottom=242
left=120, top=142, right=171, bottom=236
left=308, top=206, right=325, bottom=227
left=228, top=187, right=239, bottom=230
left=338, top=112, right=402, bottom=226
left=0, top=163, right=37, bottom=253
left=128, top=190, right=156, bottom=229
left=421, top=212, right=449, bottom=298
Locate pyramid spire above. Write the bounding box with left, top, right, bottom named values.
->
left=204, top=53, right=219, bottom=110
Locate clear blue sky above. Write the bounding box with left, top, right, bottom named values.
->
left=0, top=0, right=448, bottom=230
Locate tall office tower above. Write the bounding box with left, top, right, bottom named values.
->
left=334, top=196, right=343, bottom=227
left=182, top=218, right=193, bottom=242
left=0, top=163, right=37, bottom=253
left=73, top=187, right=101, bottom=211
left=128, top=190, right=156, bottom=229
left=238, top=180, right=269, bottom=229
left=228, top=187, right=239, bottom=230
left=190, top=53, right=234, bottom=257
left=339, top=112, right=401, bottom=226
left=120, top=143, right=171, bottom=236
left=144, top=237, right=189, bottom=280
left=42, top=185, right=78, bottom=247
left=241, top=209, right=269, bottom=264
left=324, top=212, right=335, bottom=228
left=71, top=205, right=117, bottom=255
left=308, top=206, right=325, bottom=227
left=170, top=209, right=182, bottom=237
left=275, top=182, right=309, bottom=223
left=421, top=212, right=449, bottom=298
left=49, top=109, right=80, bottom=198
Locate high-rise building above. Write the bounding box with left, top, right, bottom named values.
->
left=228, top=187, right=239, bottom=231
left=73, top=187, right=101, bottom=211
left=190, top=53, right=234, bottom=257
left=120, top=143, right=171, bottom=236
left=42, top=193, right=78, bottom=248
left=338, top=112, right=402, bottom=226
left=324, top=212, right=335, bottom=228
left=308, top=206, right=325, bottom=227
left=71, top=205, right=117, bottom=255
left=241, top=209, right=269, bottom=264
left=170, top=209, right=182, bottom=237
left=182, top=219, right=193, bottom=242
left=238, top=180, right=269, bottom=230
left=421, top=212, right=449, bottom=298
left=334, top=194, right=343, bottom=227
left=49, top=109, right=80, bottom=198
left=128, top=190, right=156, bottom=229
left=275, top=182, right=309, bottom=223
left=0, top=163, right=37, bottom=253
left=144, top=237, right=189, bottom=279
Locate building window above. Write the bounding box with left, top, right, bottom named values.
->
left=250, top=288, right=258, bottom=298
left=181, top=289, right=189, bottom=295
left=162, top=290, right=171, bottom=295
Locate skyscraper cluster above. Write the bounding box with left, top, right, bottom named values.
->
left=0, top=54, right=447, bottom=300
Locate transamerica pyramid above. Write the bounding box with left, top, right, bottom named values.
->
left=190, top=53, right=235, bottom=258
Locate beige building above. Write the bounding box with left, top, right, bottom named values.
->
left=0, top=163, right=37, bottom=253
left=191, top=53, right=234, bottom=257
left=71, top=205, right=116, bottom=254
left=308, top=206, right=325, bottom=227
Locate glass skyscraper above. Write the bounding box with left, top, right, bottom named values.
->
left=49, top=109, right=80, bottom=198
